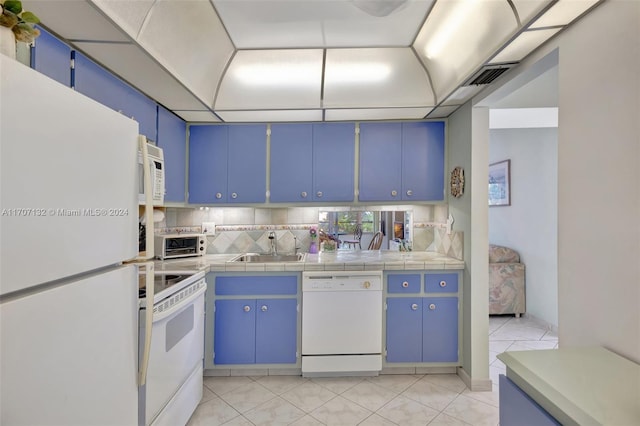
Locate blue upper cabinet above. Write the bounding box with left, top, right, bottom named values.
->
left=402, top=122, right=445, bottom=201
left=188, top=124, right=267, bottom=204
left=157, top=106, right=186, bottom=203
left=189, top=125, right=228, bottom=204
left=73, top=51, right=157, bottom=140
left=312, top=123, right=355, bottom=202
left=270, top=122, right=355, bottom=203
left=359, top=122, right=403, bottom=201
left=270, top=123, right=313, bottom=202
left=31, top=27, right=71, bottom=87
left=359, top=121, right=445, bottom=202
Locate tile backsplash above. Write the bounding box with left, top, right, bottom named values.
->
left=155, top=205, right=463, bottom=260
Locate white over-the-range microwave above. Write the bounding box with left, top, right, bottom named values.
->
left=138, top=141, right=165, bottom=206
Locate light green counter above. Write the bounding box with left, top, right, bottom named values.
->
left=498, top=347, right=640, bottom=425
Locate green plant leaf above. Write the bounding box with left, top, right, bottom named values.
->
left=3, top=0, right=23, bottom=15
left=20, top=11, right=39, bottom=24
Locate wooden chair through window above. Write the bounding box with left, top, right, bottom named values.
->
left=343, top=224, right=363, bottom=249
left=368, top=232, right=384, bottom=250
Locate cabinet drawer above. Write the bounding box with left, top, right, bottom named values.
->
left=387, top=274, right=420, bottom=293
left=424, top=273, right=458, bottom=293
left=215, top=275, right=297, bottom=295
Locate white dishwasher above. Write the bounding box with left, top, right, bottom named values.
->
left=301, top=271, right=383, bottom=377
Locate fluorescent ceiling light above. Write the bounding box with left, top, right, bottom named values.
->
left=490, top=28, right=561, bottom=63
left=423, top=0, right=483, bottom=60
left=325, top=63, right=392, bottom=84
left=530, top=0, right=599, bottom=28
left=217, top=110, right=323, bottom=122
left=234, top=62, right=321, bottom=86
left=325, top=107, right=431, bottom=121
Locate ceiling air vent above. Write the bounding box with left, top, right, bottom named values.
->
left=462, top=63, right=518, bottom=86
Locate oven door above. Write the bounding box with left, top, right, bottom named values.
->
left=140, top=286, right=205, bottom=425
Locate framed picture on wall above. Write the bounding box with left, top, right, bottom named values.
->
left=488, top=159, right=511, bottom=206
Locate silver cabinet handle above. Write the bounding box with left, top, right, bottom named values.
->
left=243, top=305, right=251, bottom=312
left=411, top=303, right=419, bottom=311
left=231, top=192, right=238, bottom=199
left=301, top=191, right=307, bottom=198
left=215, top=192, right=223, bottom=199
left=402, top=281, right=409, bottom=288
left=406, top=189, right=413, bottom=196
left=429, top=303, right=436, bottom=310
left=261, top=305, right=268, bottom=312
left=316, top=191, right=323, bottom=198
left=391, top=190, right=398, bottom=197
left=440, top=280, right=447, bottom=288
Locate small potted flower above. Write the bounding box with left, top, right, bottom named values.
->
left=308, top=226, right=318, bottom=254
left=1, top=0, right=40, bottom=57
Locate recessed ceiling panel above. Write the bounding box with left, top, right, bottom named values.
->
left=91, top=0, right=154, bottom=39
left=216, top=50, right=323, bottom=110
left=325, top=108, right=431, bottom=121
left=529, top=0, right=600, bottom=28
left=427, top=105, right=460, bottom=118
left=137, top=0, right=235, bottom=107
left=217, top=110, right=323, bottom=122
left=510, top=0, right=554, bottom=25
left=413, top=0, right=519, bottom=102
left=490, top=28, right=561, bottom=63
left=441, top=85, right=485, bottom=106
left=25, top=0, right=129, bottom=41
left=212, top=0, right=434, bottom=48
left=324, top=48, right=435, bottom=108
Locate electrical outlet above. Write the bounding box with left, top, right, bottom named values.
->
left=202, top=221, right=216, bottom=235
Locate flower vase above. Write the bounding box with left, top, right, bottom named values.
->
left=309, top=241, right=318, bottom=254
left=0, top=26, right=16, bottom=59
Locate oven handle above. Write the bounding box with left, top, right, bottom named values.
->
left=152, top=285, right=206, bottom=323
left=138, top=262, right=155, bottom=388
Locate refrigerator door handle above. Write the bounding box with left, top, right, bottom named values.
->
left=138, top=262, right=154, bottom=387
left=138, top=135, right=155, bottom=261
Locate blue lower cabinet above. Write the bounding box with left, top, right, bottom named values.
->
left=386, top=296, right=459, bottom=363
left=499, top=375, right=560, bottom=426
left=422, top=297, right=458, bottom=362
left=214, top=299, right=256, bottom=364
left=255, top=298, right=297, bottom=364
left=386, top=297, right=423, bottom=362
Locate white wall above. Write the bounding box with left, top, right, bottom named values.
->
left=478, top=0, right=640, bottom=363
left=489, top=128, right=558, bottom=327
left=449, top=104, right=491, bottom=390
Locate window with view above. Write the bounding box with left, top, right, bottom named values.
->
left=318, top=211, right=376, bottom=237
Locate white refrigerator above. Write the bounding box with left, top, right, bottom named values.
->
left=1, top=56, right=140, bottom=424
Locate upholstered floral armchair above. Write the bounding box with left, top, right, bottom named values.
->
left=489, top=244, right=526, bottom=317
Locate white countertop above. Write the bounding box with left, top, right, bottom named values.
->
left=497, top=347, right=640, bottom=426
left=153, top=250, right=464, bottom=273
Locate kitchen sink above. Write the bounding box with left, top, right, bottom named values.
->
left=230, top=253, right=306, bottom=263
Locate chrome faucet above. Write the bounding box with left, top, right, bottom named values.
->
left=268, top=231, right=277, bottom=255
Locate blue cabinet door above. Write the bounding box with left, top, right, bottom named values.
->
left=270, top=124, right=313, bottom=202
left=188, top=125, right=228, bottom=204
left=214, top=299, right=256, bottom=364
left=313, top=123, right=355, bottom=202
left=255, top=298, right=297, bottom=364
left=359, top=123, right=402, bottom=201
left=402, top=122, right=445, bottom=201
left=31, top=27, right=70, bottom=86
left=124, top=86, right=157, bottom=141
left=386, top=297, right=422, bottom=362
left=227, top=125, right=267, bottom=203
left=422, top=297, right=458, bottom=362
left=157, top=106, right=186, bottom=203
left=500, top=375, right=560, bottom=426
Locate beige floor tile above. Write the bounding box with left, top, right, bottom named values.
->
left=281, top=381, right=337, bottom=413
left=341, top=381, right=398, bottom=411
left=442, top=394, right=499, bottom=426
left=358, top=413, right=399, bottom=425
left=186, top=395, right=240, bottom=426
left=427, top=412, right=472, bottom=425
left=289, top=414, right=325, bottom=425
left=420, top=374, right=467, bottom=393
left=310, top=395, right=372, bottom=425
left=311, top=376, right=365, bottom=394
left=376, top=395, right=439, bottom=425
left=218, top=382, right=277, bottom=414
left=203, top=376, right=253, bottom=396
left=256, top=375, right=308, bottom=395
left=365, top=374, right=422, bottom=393
left=401, top=379, right=459, bottom=411
left=243, top=396, right=306, bottom=426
